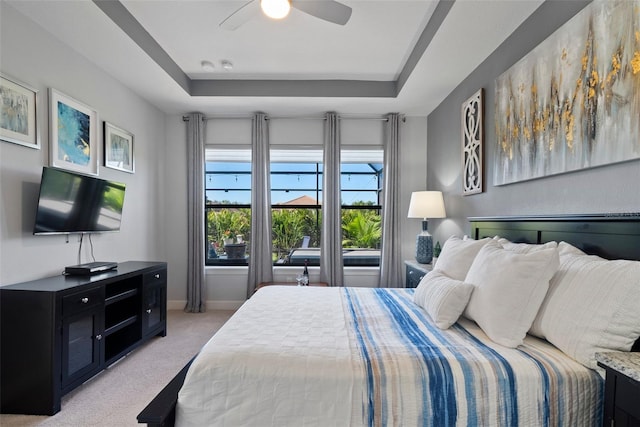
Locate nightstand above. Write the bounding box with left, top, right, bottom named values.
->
left=596, top=352, right=640, bottom=427
left=404, top=260, right=433, bottom=288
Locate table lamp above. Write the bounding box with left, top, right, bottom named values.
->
left=407, top=191, right=446, bottom=264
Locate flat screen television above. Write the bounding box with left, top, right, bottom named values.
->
left=33, top=167, right=126, bottom=235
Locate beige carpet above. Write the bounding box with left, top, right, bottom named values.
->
left=0, top=309, right=234, bottom=427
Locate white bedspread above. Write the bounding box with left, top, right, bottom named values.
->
left=175, top=286, right=602, bottom=426
left=176, top=286, right=363, bottom=426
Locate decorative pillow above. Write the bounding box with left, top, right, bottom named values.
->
left=413, top=270, right=474, bottom=329
left=494, top=237, right=558, bottom=254
left=557, top=240, right=587, bottom=256
left=529, top=242, right=640, bottom=369
left=463, top=240, right=560, bottom=348
left=433, top=236, right=492, bottom=280
left=528, top=241, right=585, bottom=339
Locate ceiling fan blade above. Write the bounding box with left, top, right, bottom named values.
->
left=220, top=0, right=261, bottom=30
left=292, top=0, right=352, bottom=25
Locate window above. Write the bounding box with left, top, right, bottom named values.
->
left=339, top=158, right=383, bottom=267
left=205, top=150, right=251, bottom=266
left=271, top=158, right=322, bottom=265
left=205, top=149, right=383, bottom=266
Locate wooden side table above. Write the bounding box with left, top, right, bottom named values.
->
left=597, top=352, right=640, bottom=427
left=256, top=282, right=329, bottom=291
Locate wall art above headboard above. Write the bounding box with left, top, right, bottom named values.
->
left=494, top=0, right=640, bottom=186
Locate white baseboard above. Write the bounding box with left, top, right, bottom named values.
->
left=206, top=300, right=245, bottom=310
left=167, top=300, right=186, bottom=310
left=167, top=300, right=245, bottom=311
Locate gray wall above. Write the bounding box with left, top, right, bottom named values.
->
left=427, top=0, right=640, bottom=245
left=0, top=3, right=167, bottom=285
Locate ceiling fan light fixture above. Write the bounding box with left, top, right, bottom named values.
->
left=261, top=0, right=290, bottom=20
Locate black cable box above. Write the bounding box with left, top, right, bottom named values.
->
left=65, top=261, right=118, bottom=275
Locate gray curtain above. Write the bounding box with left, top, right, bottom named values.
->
left=320, top=112, right=344, bottom=287
left=379, top=113, right=403, bottom=287
left=247, top=112, right=274, bottom=297
left=185, top=113, right=206, bottom=312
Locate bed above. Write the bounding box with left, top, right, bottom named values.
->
left=138, top=214, right=640, bottom=427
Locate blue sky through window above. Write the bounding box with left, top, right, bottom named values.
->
left=205, top=162, right=382, bottom=205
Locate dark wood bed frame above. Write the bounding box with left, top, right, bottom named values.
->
left=137, top=213, right=640, bottom=426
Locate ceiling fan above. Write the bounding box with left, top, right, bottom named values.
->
left=220, top=0, right=352, bottom=30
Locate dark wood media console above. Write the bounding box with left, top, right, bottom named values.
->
left=0, top=261, right=167, bottom=415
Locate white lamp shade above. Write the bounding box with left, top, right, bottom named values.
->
left=407, top=191, right=446, bottom=219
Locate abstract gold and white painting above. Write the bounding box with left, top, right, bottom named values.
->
left=494, top=0, right=640, bottom=185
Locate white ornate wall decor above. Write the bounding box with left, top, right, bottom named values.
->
left=462, top=89, right=483, bottom=195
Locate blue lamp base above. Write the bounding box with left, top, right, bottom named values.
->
left=415, top=233, right=433, bottom=264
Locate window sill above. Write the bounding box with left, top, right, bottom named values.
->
left=205, top=265, right=380, bottom=274
left=205, top=265, right=248, bottom=276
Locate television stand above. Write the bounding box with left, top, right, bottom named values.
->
left=0, top=261, right=167, bottom=415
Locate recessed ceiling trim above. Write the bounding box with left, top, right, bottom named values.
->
left=191, top=79, right=397, bottom=98
left=397, top=0, right=455, bottom=94
left=92, top=0, right=191, bottom=94
left=92, top=0, right=453, bottom=99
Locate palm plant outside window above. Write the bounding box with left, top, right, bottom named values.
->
left=205, top=149, right=383, bottom=266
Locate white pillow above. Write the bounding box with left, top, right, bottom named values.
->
left=463, top=240, right=560, bottom=348
left=413, top=270, right=474, bottom=329
left=433, top=236, right=492, bottom=280
left=528, top=241, right=586, bottom=339
left=529, top=241, right=640, bottom=369
left=557, top=240, right=587, bottom=256
left=494, top=237, right=558, bottom=254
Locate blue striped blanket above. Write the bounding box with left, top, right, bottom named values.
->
left=344, top=288, right=603, bottom=427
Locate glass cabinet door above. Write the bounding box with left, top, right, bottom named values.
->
left=61, top=309, right=103, bottom=390
left=142, top=280, right=166, bottom=337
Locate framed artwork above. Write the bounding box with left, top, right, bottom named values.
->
left=0, top=73, right=40, bottom=149
left=462, top=89, right=483, bottom=195
left=49, top=88, right=98, bottom=175
left=104, top=121, right=134, bottom=173
left=494, top=0, right=640, bottom=185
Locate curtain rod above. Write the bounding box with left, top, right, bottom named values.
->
left=183, top=114, right=406, bottom=122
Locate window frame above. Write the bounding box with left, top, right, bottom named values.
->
left=204, top=149, right=383, bottom=267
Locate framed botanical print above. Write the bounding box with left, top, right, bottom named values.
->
left=49, top=88, right=99, bottom=175
left=104, top=121, right=134, bottom=173
left=0, top=73, right=40, bottom=149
